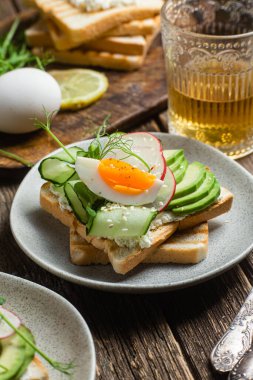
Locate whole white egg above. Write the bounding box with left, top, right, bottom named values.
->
left=0, top=68, right=62, bottom=134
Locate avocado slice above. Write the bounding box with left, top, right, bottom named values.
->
left=0, top=329, right=26, bottom=380
left=171, top=180, right=221, bottom=215
left=163, top=149, right=184, bottom=166
left=169, top=154, right=185, bottom=173
left=173, top=162, right=206, bottom=199
left=173, top=158, right=188, bottom=184
left=168, top=171, right=216, bottom=209
left=13, top=326, right=35, bottom=379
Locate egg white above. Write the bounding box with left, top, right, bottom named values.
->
left=75, top=157, right=163, bottom=205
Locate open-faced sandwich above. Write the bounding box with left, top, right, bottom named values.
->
left=0, top=297, right=73, bottom=379
left=37, top=116, right=233, bottom=274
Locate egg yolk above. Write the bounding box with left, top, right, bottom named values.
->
left=98, top=158, right=156, bottom=195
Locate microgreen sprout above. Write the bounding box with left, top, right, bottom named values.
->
left=0, top=309, right=75, bottom=376
left=33, top=109, right=75, bottom=162
left=0, top=20, right=54, bottom=76
left=0, top=149, right=33, bottom=167
left=89, top=116, right=151, bottom=171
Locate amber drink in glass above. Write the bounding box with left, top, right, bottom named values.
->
left=161, top=0, right=253, bottom=158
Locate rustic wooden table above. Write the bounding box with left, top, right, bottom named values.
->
left=1, top=117, right=253, bottom=380
left=1, top=2, right=253, bottom=379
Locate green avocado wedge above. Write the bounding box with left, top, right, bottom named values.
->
left=13, top=326, right=35, bottom=379
left=173, top=158, right=188, bottom=184
left=0, top=329, right=26, bottom=380
left=163, top=149, right=184, bottom=166
left=171, top=180, right=221, bottom=215
left=167, top=171, right=216, bottom=209
left=173, top=162, right=206, bottom=199
left=168, top=154, right=185, bottom=173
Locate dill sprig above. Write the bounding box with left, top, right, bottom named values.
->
left=33, top=110, right=75, bottom=162
left=88, top=117, right=151, bottom=170
left=0, top=149, right=33, bottom=167
left=0, top=19, right=53, bottom=76
left=0, top=308, right=75, bottom=376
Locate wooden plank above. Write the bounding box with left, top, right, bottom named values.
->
left=160, top=267, right=252, bottom=380
left=0, top=0, right=17, bottom=34
left=13, top=0, right=38, bottom=21
left=0, top=41, right=167, bottom=170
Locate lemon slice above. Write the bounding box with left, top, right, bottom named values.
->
left=49, top=69, right=109, bottom=110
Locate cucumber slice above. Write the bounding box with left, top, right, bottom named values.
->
left=52, top=146, right=85, bottom=164
left=173, top=159, right=188, bottom=184
left=163, top=150, right=184, bottom=166
left=171, top=181, right=221, bottom=215
left=0, top=329, right=26, bottom=380
left=13, top=326, right=35, bottom=379
left=168, top=171, right=215, bottom=209
left=64, top=177, right=101, bottom=225
left=39, top=158, right=75, bottom=185
left=89, top=206, right=157, bottom=238
left=173, top=162, right=206, bottom=199
left=64, top=181, right=88, bottom=224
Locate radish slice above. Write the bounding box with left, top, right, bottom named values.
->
left=150, top=167, right=176, bottom=211
left=0, top=306, right=21, bottom=339
left=105, top=132, right=166, bottom=180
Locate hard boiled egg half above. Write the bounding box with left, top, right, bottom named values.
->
left=76, top=157, right=163, bottom=205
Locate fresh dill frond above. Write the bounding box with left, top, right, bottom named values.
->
left=33, top=109, right=75, bottom=162
left=0, top=310, right=75, bottom=376
left=0, top=149, right=33, bottom=167
left=0, top=20, right=54, bottom=76
left=90, top=117, right=151, bottom=171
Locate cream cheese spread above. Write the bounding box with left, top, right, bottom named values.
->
left=50, top=185, right=72, bottom=212
left=69, top=0, right=137, bottom=12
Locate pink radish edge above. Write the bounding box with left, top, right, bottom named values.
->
left=159, top=167, right=176, bottom=212
left=0, top=306, right=21, bottom=339
left=127, top=132, right=166, bottom=180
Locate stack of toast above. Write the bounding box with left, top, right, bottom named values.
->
left=26, top=0, right=163, bottom=70
left=40, top=182, right=233, bottom=274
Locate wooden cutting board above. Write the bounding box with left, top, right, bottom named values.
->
left=0, top=1, right=168, bottom=170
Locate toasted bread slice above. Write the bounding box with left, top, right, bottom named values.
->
left=33, top=46, right=145, bottom=70
left=25, top=19, right=53, bottom=47
left=103, top=15, right=161, bottom=37
left=27, top=19, right=157, bottom=54
left=21, top=356, right=48, bottom=380
left=40, top=182, right=233, bottom=274
left=32, top=27, right=159, bottom=70
left=26, top=16, right=160, bottom=50
left=69, top=222, right=208, bottom=266
left=105, top=223, right=179, bottom=274
left=33, top=0, right=162, bottom=43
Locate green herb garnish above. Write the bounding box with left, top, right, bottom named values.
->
left=0, top=149, right=33, bottom=167
left=87, top=116, right=151, bottom=170
left=0, top=308, right=75, bottom=376
left=0, top=19, right=53, bottom=76
left=33, top=110, right=75, bottom=162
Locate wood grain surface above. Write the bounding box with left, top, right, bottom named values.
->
left=0, top=117, right=253, bottom=380
left=1, top=3, right=253, bottom=379
left=0, top=38, right=167, bottom=169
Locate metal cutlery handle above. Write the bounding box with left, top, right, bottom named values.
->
left=228, top=347, right=253, bottom=380
left=211, top=288, right=253, bottom=373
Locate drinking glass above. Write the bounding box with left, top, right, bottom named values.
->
left=161, top=0, right=253, bottom=158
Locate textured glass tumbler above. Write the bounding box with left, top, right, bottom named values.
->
left=161, top=0, right=253, bottom=158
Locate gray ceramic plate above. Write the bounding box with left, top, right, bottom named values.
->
left=10, top=134, right=253, bottom=293
left=0, top=272, right=96, bottom=379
